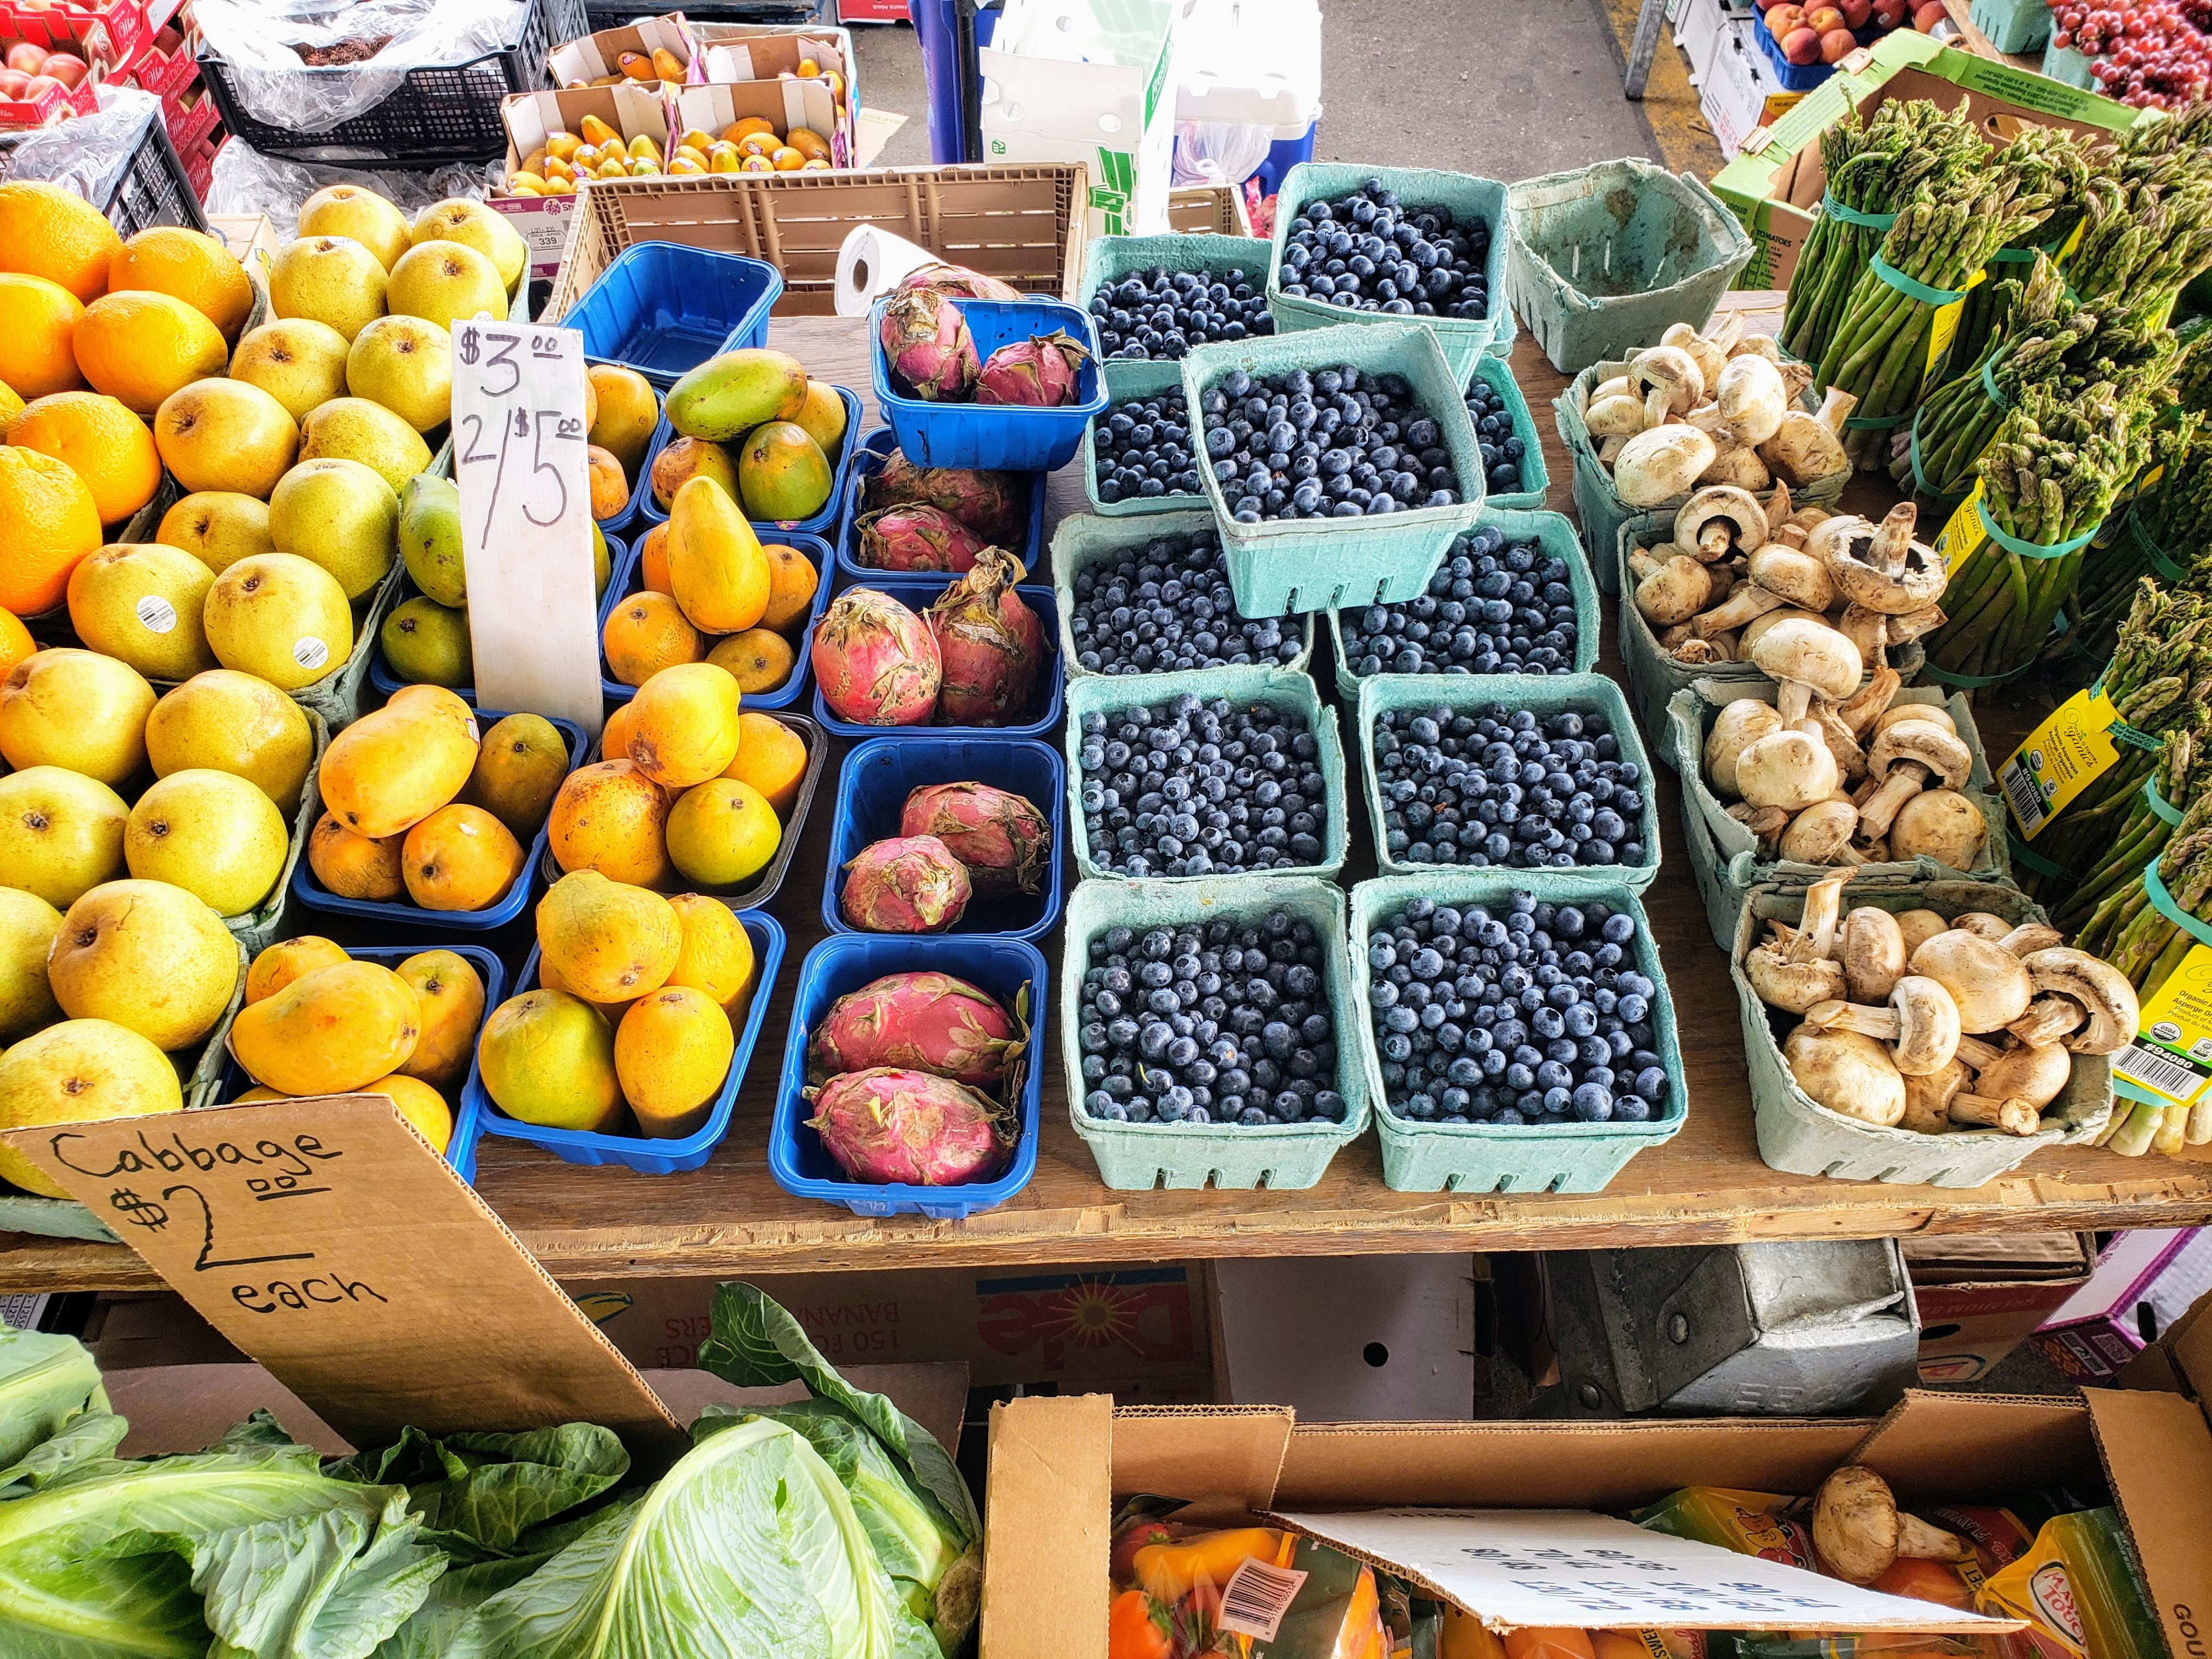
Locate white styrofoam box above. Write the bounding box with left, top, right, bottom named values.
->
left=1217, top=1255, right=1477, bottom=1420
left=979, top=0, right=1180, bottom=240
left=1173, top=0, right=1321, bottom=135
left=492, top=85, right=671, bottom=281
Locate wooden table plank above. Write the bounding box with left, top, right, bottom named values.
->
left=3, top=298, right=2204, bottom=1294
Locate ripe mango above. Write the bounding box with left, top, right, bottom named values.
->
left=462, top=712, right=571, bottom=840
left=360, top=1071, right=453, bottom=1153
left=664, top=348, right=809, bottom=442
left=246, top=936, right=349, bottom=1006
left=616, top=985, right=732, bottom=1138
left=309, top=813, right=404, bottom=900
left=546, top=759, right=672, bottom=888
left=579, top=114, right=619, bottom=145
left=650, top=435, right=736, bottom=510
left=668, top=475, right=770, bottom=634
left=399, top=473, right=466, bottom=606
left=625, top=662, right=742, bottom=789
left=736, top=420, right=832, bottom=523
left=539, top=949, right=639, bottom=1026
left=395, top=948, right=486, bottom=1091
left=476, top=989, right=623, bottom=1133
left=319, top=684, right=480, bottom=839
left=792, top=380, right=848, bottom=455
left=667, top=892, right=756, bottom=1015
left=402, top=803, right=524, bottom=911
left=537, top=870, right=681, bottom=1004
left=228, top=960, right=422, bottom=1096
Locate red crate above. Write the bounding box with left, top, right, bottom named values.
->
left=0, top=0, right=149, bottom=68
left=167, top=79, right=215, bottom=150
left=178, top=122, right=219, bottom=200
left=0, top=71, right=95, bottom=128
left=122, top=31, right=193, bottom=110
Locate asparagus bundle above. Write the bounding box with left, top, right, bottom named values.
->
left=2175, top=318, right=2212, bottom=417
left=2069, top=416, right=2211, bottom=656
left=1938, top=126, right=2093, bottom=378
left=2051, top=706, right=2212, bottom=936
left=1922, top=381, right=2162, bottom=684
left=2059, top=124, right=2212, bottom=330
left=1781, top=101, right=1988, bottom=367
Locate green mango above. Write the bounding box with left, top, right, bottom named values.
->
left=399, top=473, right=466, bottom=607
left=737, top=421, right=833, bottom=523
left=664, top=347, right=808, bottom=442
left=380, top=595, right=473, bottom=687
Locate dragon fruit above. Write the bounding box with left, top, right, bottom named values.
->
left=878, top=289, right=979, bottom=402
left=896, top=262, right=1023, bottom=306
left=812, top=588, right=940, bottom=726
left=841, top=834, right=972, bottom=933
left=806, top=1066, right=1012, bottom=1187
left=855, top=504, right=988, bottom=574
left=974, top=329, right=1090, bottom=407
left=866, top=454, right=1025, bottom=545
left=900, top=782, right=1050, bottom=896
left=808, top=970, right=1024, bottom=1089
left=926, top=548, right=1044, bottom=726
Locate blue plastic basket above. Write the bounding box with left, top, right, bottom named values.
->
left=823, top=736, right=1065, bottom=942
left=769, top=932, right=1045, bottom=1218
left=629, top=385, right=863, bottom=541
left=836, top=427, right=1047, bottom=590
left=290, top=708, right=588, bottom=932
left=468, top=909, right=787, bottom=1176
left=564, top=245, right=783, bottom=389
left=373, top=533, right=627, bottom=706
left=219, top=943, right=506, bottom=1185
left=871, top=297, right=1110, bottom=471
left=810, top=576, right=1064, bottom=741
left=586, top=356, right=664, bottom=534
left=598, top=529, right=833, bottom=713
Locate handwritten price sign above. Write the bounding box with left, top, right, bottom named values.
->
left=452, top=320, right=603, bottom=739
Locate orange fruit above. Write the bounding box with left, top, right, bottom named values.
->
left=308, top=812, right=404, bottom=900
left=602, top=590, right=702, bottom=687
left=0, top=274, right=87, bottom=399
left=0, top=445, right=100, bottom=614
left=639, top=520, right=670, bottom=594
left=0, top=180, right=121, bottom=303
left=8, top=392, right=160, bottom=524
left=706, top=627, right=795, bottom=694
left=0, top=608, right=32, bottom=678
left=757, top=541, right=819, bottom=634
left=600, top=697, right=641, bottom=763
left=109, top=227, right=256, bottom=340
left=722, top=710, right=809, bottom=818
left=74, top=292, right=228, bottom=417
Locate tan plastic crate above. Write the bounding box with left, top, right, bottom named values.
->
left=1166, top=183, right=1251, bottom=235
left=545, top=163, right=1090, bottom=320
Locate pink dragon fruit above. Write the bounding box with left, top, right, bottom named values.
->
left=926, top=548, right=1044, bottom=726
left=866, top=453, right=1025, bottom=545
left=896, top=262, right=1023, bottom=305
left=808, top=970, right=1024, bottom=1089
left=877, top=288, right=980, bottom=402
left=806, top=1066, right=1012, bottom=1187
left=855, top=504, right=988, bottom=574
left=900, top=782, right=1050, bottom=896
left=840, top=834, right=972, bottom=933
left=974, top=329, right=1090, bottom=407
left=812, top=588, right=940, bottom=725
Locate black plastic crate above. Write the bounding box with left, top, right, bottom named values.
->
left=196, top=0, right=589, bottom=166
left=0, top=99, right=207, bottom=235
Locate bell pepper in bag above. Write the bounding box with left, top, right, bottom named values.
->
left=1632, top=1489, right=1820, bottom=1570
left=1976, top=1509, right=2162, bottom=1659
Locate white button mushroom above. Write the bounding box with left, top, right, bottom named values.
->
left=1705, top=699, right=1787, bottom=799
left=1855, top=718, right=1974, bottom=842
left=1750, top=617, right=1863, bottom=723
left=1954, top=1032, right=2074, bottom=1113
left=2013, top=947, right=2142, bottom=1056
left=1889, top=789, right=1989, bottom=872
left=1900, top=1057, right=1971, bottom=1133
left=1758, top=386, right=1857, bottom=487
left=1839, top=907, right=1909, bottom=1004
left=1716, top=352, right=1791, bottom=446
left=1615, top=424, right=1720, bottom=507
left=1949, top=1092, right=2042, bottom=1136
left=1812, top=1466, right=1973, bottom=1586
left=1909, top=928, right=2036, bottom=1035
left=1893, top=909, right=1950, bottom=955
left=1803, top=975, right=1963, bottom=1075
left=1784, top=1024, right=1909, bottom=1126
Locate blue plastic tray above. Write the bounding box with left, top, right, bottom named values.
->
left=871, top=297, right=1109, bottom=471
left=835, top=427, right=1047, bottom=590
left=769, top=931, right=1045, bottom=1218
left=373, top=533, right=627, bottom=706
left=219, top=943, right=506, bottom=1185
left=629, top=385, right=862, bottom=542
left=598, top=528, right=833, bottom=713
left=290, top=708, right=588, bottom=932
left=468, top=909, right=787, bottom=1175
left=823, top=736, right=1065, bottom=942
left=565, top=245, right=783, bottom=389
left=586, top=356, right=662, bottom=535
left=809, top=575, right=1064, bottom=740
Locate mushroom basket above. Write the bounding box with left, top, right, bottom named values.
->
left=1732, top=878, right=2114, bottom=1187
left=1666, top=681, right=2010, bottom=950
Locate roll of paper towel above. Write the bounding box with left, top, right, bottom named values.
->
left=835, top=225, right=949, bottom=317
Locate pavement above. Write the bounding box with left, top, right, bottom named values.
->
left=847, top=0, right=1726, bottom=178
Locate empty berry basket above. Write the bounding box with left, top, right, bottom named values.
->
left=871, top=297, right=1109, bottom=472
left=837, top=427, right=1047, bottom=589
left=564, top=244, right=783, bottom=388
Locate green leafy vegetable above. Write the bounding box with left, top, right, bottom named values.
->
left=326, top=1424, right=629, bottom=1559
left=0, top=1408, right=128, bottom=1499
left=0, top=1323, right=109, bottom=1474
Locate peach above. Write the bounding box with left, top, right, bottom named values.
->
left=40, top=53, right=86, bottom=86
left=1913, top=0, right=1947, bottom=25
left=0, top=69, right=29, bottom=95
left=1821, top=26, right=1858, bottom=57
left=1806, top=7, right=1847, bottom=31
left=5, top=41, right=46, bottom=72
left=1783, top=24, right=1823, bottom=59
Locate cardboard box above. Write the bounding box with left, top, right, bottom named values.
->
left=548, top=14, right=698, bottom=90
left=2032, top=1227, right=2212, bottom=1381
left=670, top=77, right=845, bottom=170
left=1700, top=21, right=1804, bottom=163
left=980, top=1386, right=2212, bottom=1659
left=685, top=20, right=857, bottom=165
left=492, top=84, right=671, bottom=281
left=1216, top=1256, right=1479, bottom=1420
left=1710, top=38, right=2141, bottom=287
left=1905, top=1232, right=2098, bottom=1384
left=1673, top=0, right=1732, bottom=85
left=206, top=210, right=280, bottom=281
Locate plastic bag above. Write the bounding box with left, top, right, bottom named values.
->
left=1977, top=1510, right=2162, bottom=1659
left=192, top=0, right=532, bottom=137
left=1107, top=1506, right=1389, bottom=1658
left=1631, top=1488, right=1820, bottom=1571
left=0, top=87, right=167, bottom=217
left=204, top=141, right=489, bottom=236
left=1171, top=120, right=1276, bottom=188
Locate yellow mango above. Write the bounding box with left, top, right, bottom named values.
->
left=740, top=155, right=775, bottom=174
left=628, top=133, right=661, bottom=161
left=359, top=1072, right=453, bottom=1153
left=508, top=174, right=548, bottom=197
left=668, top=475, right=770, bottom=634
left=476, top=989, right=623, bottom=1133
left=650, top=46, right=686, bottom=82
left=544, top=156, right=574, bottom=182
left=615, top=985, right=732, bottom=1138
left=544, top=176, right=577, bottom=195
left=667, top=891, right=756, bottom=1015
left=707, top=142, right=740, bottom=173
left=227, top=960, right=422, bottom=1097
left=538, top=870, right=682, bottom=1004
left=318, top=684, right=480, bottom=840
left=395, top=949, right=486, bottom=1091
left=546, top=130, right=583, bottom=160
left=628, top=158, right=659, bottom=178
left=624, top=662, right=742, bottom=789
left=670, top=155, right=707, bottom=176
left=598, top=156, right=630, bottom=180
left=245, top=936, right=349, bottom=1006
left=680, top=127, right=714, bottom=153
left=786, top=127, right=830, bottom=161
left=579, top=114, right=619, bottom=146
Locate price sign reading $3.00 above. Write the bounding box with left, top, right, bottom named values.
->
left=452, top=319, right=603, bottom=739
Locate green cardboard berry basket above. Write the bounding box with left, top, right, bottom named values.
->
left=0, top=941, right=251, bottom=1242
left=1059, top=874, right=1372, bottom=1190
left=224, top=709, right=330, bottom=956
left=1182, top=320, right=1487, bottom=618
left=1081, top=232, right=1277, bottom=403
left=1064, top=665, right=1348, bottom=884
left=1356, top=672, right=1662, bottom=892
left=1079, top=414, right=1207, bottom=518
left=1468, top=352, right=1549, bottom=512
left=1326, top=507, right=1600, bottom=699
left=1350, top=870, right=1687, bottom=1193
left=1968, top=0, right=2052, bottom=52
left=1503, top=159, right=1755, bottom=376
left=1266, top=162, right=1516, bottom=385
left=1050, top=510, right=1315, bottom=679
left=1663, top=679, right=2012, bottom=951
left=1734, top=877, right=2110, bottom=1186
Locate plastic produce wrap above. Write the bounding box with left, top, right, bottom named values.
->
left=1171, top=120, right=1277, bottom=188
left=205, top=141, right=489, bottom=235
left=0, top=88, right=167, bottom=209
left=1107, top=1504, right=1391, bottom=1657
left=193, top=0, right=533, bottom=133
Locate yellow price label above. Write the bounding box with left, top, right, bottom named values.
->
left=2112, top=943, right=2212, bottom=1108
left=1926, top=268, right=1987, bottom=379
left=1995, top=685, right=2121, bottom=839
left=1935, top=478, right=1987, bottom=576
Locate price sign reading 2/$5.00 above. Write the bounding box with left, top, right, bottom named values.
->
left=452, top=319, right=604, bottom=741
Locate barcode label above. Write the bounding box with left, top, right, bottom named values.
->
left=1217, top=1558, right=1308, bottom=1641
left=1998, top=758, right=2048, bottom=837
left=2113, top=1040, right=2211, bottom=1105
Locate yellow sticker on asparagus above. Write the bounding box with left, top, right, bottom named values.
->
left=1935, top=479, right=1987, bottom=575
left=1926, top=268, right=1987, bottom=378
left=2112, top=943, right=2212, bottom=1109
left=1996, top=685, right=2121, bottom=838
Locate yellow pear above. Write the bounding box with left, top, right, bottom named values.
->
left=65, top=543, right=217, bottom=681
left=0, top=768, right=128, bottom=909
left=125, top=769, right=289, bottom=917
left=229, top=318, right=351, bottom=424
left=386, top=240, right=507, bottom=330
left=0, top=1019, right=183, bottom=1197
left=157, top=492, right=275, bottom=575
left=0, top=887, right=63, bottom=1041
left=297, top=184, right=411, bottom=272
left=410, top=199, right=528, bottom=289
left=153, top=379, right=300, bottom=500
left=297, top=398, right=432, bottom=496
left=203, top=552, right=354, bottom=691
left=50, top=878, right=239, bottom=1051
left=475, top=988, right=622, bottom=1133
left=267, top=456, right=400, bottom=600
left=145, top=670, right=317, bottom=813
left=346, top=313, right=452, bottom=434
left=0, top=648, right=154, bottom=785
left=267, top=234, right=388, bottom=342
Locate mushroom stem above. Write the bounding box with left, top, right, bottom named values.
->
left=1836, top=668, right=1902, bottom=740
left=1949, top=1093, right=2041, bottom=1136
left=2006, top=995, right=2087, bottom=1048
left=1803, top=975, right=1961, bottom=1075
left=1793, top=872, right=1850, bottom=962
left=1867, top=503, right=1916, bottom=575
left=1857, top=763, right=1934, bottom=840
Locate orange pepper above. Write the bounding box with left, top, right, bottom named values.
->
left=1505, top=1629, right=1601, bottom=1659
left=1444, top=1609, right=1509, bottom=1659
left=1109, top=1588, right=1175, bottom=1659
left=1132, top=1526, right=1285, bottom=1604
